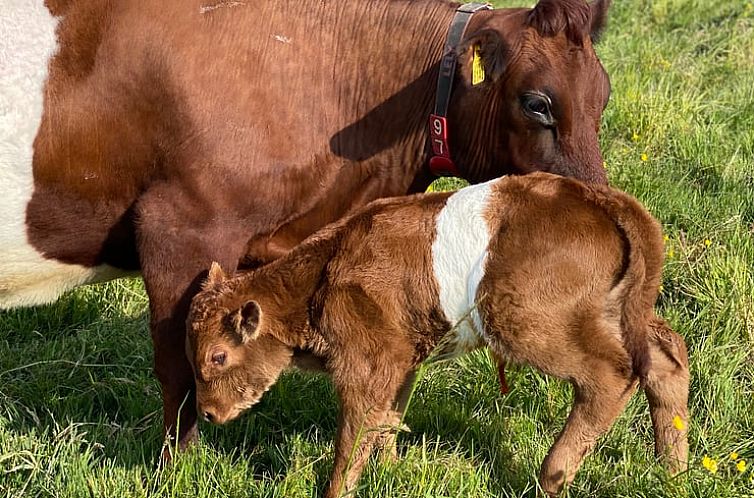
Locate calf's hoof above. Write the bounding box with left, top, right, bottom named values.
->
left=539, top=470, right=566, bottom=497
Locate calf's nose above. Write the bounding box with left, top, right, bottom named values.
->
left=202, top=410, right=215, bottom=423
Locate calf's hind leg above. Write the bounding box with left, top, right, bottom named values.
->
left=539, top=365, right=637, bottom=496
left=643, top=317, right=689, bottom=473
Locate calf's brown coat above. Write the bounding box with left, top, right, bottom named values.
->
left=186, top=173, right=689, bottom=497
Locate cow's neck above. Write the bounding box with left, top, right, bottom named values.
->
left=326, top=1, right=464, bottom=191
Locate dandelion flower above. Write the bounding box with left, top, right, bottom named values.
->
left=672, top=416, right=685, bottom=431
left=704, top=238, right=711, bottom=247
left=663, top=234, right=670, bottom=242
left=702, top=455, right=718, bottom=474
left=731, top=452, right=739, bottom=460
left=737, top=460, right=746, bottom=473
left=640, top=153, right=649, bottom=162
left=632, top=132, right=640, bottom=142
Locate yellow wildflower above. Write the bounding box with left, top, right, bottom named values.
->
left=704, top=238, right=711, bottom=247
left=672, top=416, right=685, bottom=431
left=632, top=132, right=640, bottom=142
left=663, top=234, right=670, bottom=243
left=702, top=455, right=718, bottom=474
left=640, top=153, right=649, bottom=162
left=659, top=284, right=664, bottom=293
left=738, top=460, right=747, bottom=473
left=668, top=247, right=675, bottom=259
left=731, top=452, right=739, bottom=460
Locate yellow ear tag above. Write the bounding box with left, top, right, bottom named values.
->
left=472, top=44, right=485, bottom=86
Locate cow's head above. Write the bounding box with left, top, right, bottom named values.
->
left=450, top=0, right=611, bottom=184
left=186, top=263, right=292, bottom=425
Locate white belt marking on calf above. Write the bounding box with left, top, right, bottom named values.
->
left=431, top=180, right=495, bottom=358
left=0, top=2, right=123, bottom=309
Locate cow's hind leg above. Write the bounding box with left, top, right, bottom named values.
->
left=643, top=316, right=689, bottom=474
left=538, top=364, right=636, bottom=496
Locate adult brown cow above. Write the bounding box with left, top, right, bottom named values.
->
left=0, top=0, right=612, bottom=451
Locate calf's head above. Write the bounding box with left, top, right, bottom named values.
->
left=452, top=0, right=612, bottom=184
left=186, top=263, right=292, bottom=425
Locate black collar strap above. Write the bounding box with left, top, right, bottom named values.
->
left=429, top=2, right=492, bottom=177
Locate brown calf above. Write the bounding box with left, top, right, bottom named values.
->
left=186, top=173, right=689, bottom=497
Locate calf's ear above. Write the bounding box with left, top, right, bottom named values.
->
left=205, top=261, right=227, bottom=289
left=589, top=0, right=611, bottom=43
left=459, top=29, right=508, bottom=87
left=227, top=300, right=262, bottom=343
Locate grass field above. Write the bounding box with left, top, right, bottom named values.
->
left=2, top=0, right=753, bottom=496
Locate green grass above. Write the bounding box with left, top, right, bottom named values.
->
left=2, top=0, right=753, bottom=496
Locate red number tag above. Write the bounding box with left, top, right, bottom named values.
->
left=429, top=114, right=450, bottom=158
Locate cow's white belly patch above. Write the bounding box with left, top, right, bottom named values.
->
left=0, top=2, right=122, bottom=310
left=430, top=180, right=494, bottom=359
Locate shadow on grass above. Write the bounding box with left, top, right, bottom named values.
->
left=0, top=281, right=165, bottom=469
left=200, top=361, right=551, bottom=497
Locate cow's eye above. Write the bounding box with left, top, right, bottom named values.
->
left=521, top=93, right=555, bottom=126
left=211, top=351, right=227, bottom=366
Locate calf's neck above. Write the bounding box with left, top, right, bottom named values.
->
left=186, top=172, right=689, bottom=497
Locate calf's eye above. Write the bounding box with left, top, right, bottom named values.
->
left=211, top=351, right=227, bottom=366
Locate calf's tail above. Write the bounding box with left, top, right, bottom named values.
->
left=597, top=186, right=689, bottom=473
left=611, top=200, right=664, bottom=382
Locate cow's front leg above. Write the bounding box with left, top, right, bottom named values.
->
left=137, top=192, right=248, bottom=457
left=148, top=287, right=199, bottom=457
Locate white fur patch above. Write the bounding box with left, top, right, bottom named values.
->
left=0, top=2, right=122, bottom=309
left=431, top=180, right=495, bottom=358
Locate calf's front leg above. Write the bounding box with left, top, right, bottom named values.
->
left=326, top=370, right=410, bottom=498
left=376, top=369, right=416, bottom=462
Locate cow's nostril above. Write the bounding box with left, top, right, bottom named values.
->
left=203, top=411, right=214, bottom=423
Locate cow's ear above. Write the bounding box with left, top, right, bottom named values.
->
left=227, top=300, right=262, bottom=343
left=204, top=261, right=227, bottom=289
left=459, top=29, right=508, bottom=87
left=589, top=0, right=611, bottom=43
